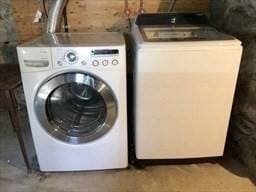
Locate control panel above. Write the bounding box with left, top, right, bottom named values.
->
left=53, top=47, right=121, bottom=69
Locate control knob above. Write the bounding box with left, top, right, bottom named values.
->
left=112, top=59, right=119, bottom=65
left=65, top=51, right=77, bottom=64
left=92, top=60, right=99, bottom=66
left=102, top=60, right=109, bottom=66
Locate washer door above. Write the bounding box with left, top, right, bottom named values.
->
left=34, top=72, right=117, bottom=144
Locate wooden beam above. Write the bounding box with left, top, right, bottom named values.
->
left=11, top=0, right=210, bottom=42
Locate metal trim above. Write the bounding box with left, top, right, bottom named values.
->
left=34, top=72, right=118, bottom=144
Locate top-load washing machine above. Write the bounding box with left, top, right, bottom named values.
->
left=132, top=13, right=243, bottom=160
left=17, top=32, right=127, bottom=171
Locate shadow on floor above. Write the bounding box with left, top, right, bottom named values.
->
left=0, top=106, right=255, bottom=188
left=218, top=152, right=256, bottom=185
left=0, top=108, right=37, bottom=171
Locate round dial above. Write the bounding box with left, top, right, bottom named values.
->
left=102, top=60, right=109, bottom=66
left=65, top=51, right=77, bottom=64
left=112, top=59, right=119, bottom=65
left=92, top=60, right=99, bottom=66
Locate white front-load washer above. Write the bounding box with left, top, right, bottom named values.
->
left=17, top=32, right=127, bottom=171
left=132, top=13, right=243, bottom=160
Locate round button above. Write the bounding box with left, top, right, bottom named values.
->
left=65, top=51, right=77, bottom=64
left=92, top=60, right=99, bottom=66
left=57, top=61, right=63, bottom=66
left=112, top=59, right=119, bottom=65
left=81, top=60, right=87, bottom=65
left=102, top=60, right=109, bottom=66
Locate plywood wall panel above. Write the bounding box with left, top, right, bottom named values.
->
left=11, top=0, right=44, bottom=41
left=11, top=0, right=210, bottom=42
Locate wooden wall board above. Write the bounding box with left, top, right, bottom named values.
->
left=11, top=0, right=44, bottom=41
left=11, top=0, right=210, bottom=42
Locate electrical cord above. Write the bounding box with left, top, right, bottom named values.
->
left=63, top=4, right=69, bottom=32
left=124, top=0, right=131, bottom=30
left=43, top=0, right=48, bottom=18
left=168, top=0, right=177, bottom=12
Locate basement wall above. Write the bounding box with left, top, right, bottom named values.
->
left=0, top=0, right=18, bottom=64
left=0, top=0, right=210, bottom=63
left=10, top=0, right=210, bottom=42
left=210, top=0, right=256, bottom=180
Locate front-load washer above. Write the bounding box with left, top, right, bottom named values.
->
left=17, top=32, right=127, bottom=171
left=131, top=13, right=243, bottom=160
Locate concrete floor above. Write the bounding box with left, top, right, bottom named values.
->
left=0, top=110, right=255, bottom=192
left=1, top=159, right=256, bottom=192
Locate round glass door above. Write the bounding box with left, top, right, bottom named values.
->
left=34, top=72, right=117, bottom=144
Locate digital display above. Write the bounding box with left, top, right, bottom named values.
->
left=92, top=49, right=119, bottom=55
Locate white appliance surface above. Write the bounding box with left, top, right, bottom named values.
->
left=132, top=21, right=243, bottom=159
left=17, top=32, right=127, bottom=171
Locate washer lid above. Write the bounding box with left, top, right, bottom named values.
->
left=133, top=13, right=241, bottom=47
left=140, top=26, right=235, bottom=42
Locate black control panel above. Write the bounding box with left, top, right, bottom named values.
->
left=136, top=13, right=210, bottom=26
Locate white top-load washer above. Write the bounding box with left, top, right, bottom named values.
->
left=17, top=32, right=127, bottom=171
left=132, top=13, right=243, bottom=160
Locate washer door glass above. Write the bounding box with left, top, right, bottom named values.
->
left=34, top=72, right=117, bottom=144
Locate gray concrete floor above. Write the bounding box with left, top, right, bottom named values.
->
left=0, top=110, right=255, bottom=192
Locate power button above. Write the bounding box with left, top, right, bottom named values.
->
left=112, top=59, right=119, bottom=65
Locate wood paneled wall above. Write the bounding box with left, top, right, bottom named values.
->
left=11, top=0, right=210, bottom=42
